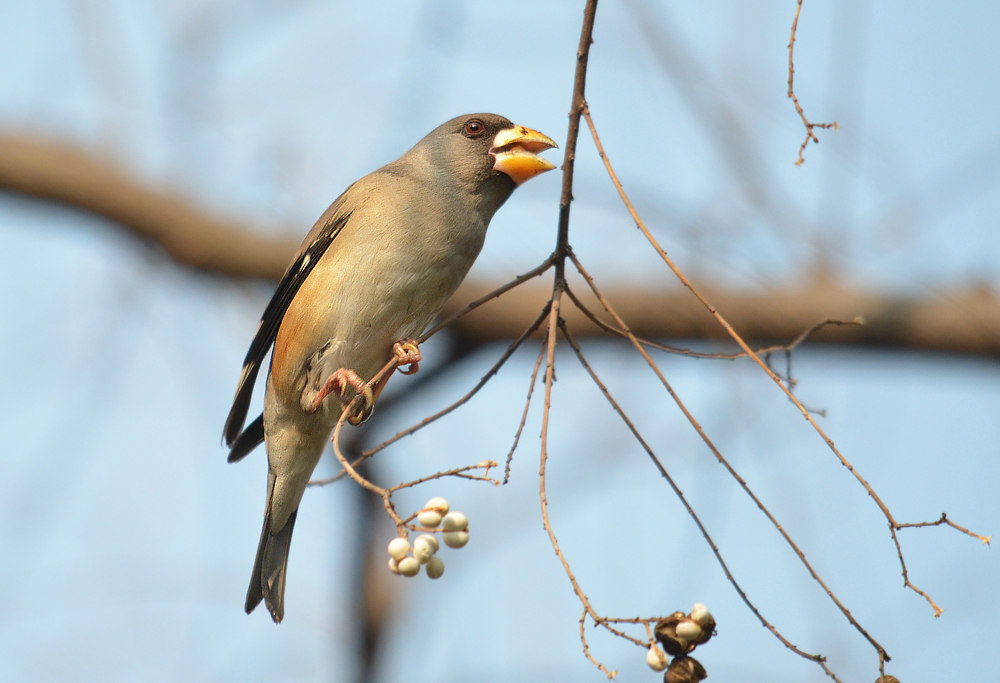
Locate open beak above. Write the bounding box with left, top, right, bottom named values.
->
left=491, top=125, right=558, bottom=185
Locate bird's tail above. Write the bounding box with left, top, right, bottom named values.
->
left=245, top=494, right=298, bottom=623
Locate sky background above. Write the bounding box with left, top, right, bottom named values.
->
left=1, top=1, right=998, bottom=682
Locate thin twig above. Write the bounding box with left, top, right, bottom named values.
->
left=309, top=301, right=553, bottom=486
left=560, top=321, right=843, bottom=682
left=387, top=461, right=499, bottom=493
left=897, top=512, right=993, bottom=544
left=889, top=525, right=942, bottom=618
left=538, top=301, right=642, bottom=672
left=565, top=278, right=889, bottom=663
left=535, top=0, right=611, bottom=675
left=330, top=406, right=407, bottom=535
left=580, top=611, right=616, bottom=679
left=788, top=0, right=838, bottom=165
left=504, top=333, right=549, bottom=484
left=889, top=514, right=992, bottom=621
left=581, top=105, right=985, bottom=618
left=420, top=256, right=555, bottom=342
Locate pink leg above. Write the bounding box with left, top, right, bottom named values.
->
left=393, top=339, right=422, bottom=375
left=310, top=368, right=374, bottom=424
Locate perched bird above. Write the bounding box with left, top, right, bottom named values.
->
left=223, top=113, right=557, bottom=622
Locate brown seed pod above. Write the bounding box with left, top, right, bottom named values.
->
left=664, top=656, right=707, bottom=683
left=654, top=612, right=695, bottom=656
left=688, top=604, right=716, bottom=644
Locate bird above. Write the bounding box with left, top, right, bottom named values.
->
left=223, top=113, right=557, bottom=622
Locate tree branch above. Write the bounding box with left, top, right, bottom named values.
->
left=4, top=132, right=1000, bottom=357
left=0, top=133, right=298, bottom=279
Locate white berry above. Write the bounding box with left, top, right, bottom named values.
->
left=416, top=510, right=442, bottom=528
left=397, top=557, right=420, bottom=577
left=425, top=556, right=445, bottom=579
left=676, top=620, right=703, bottom=641
left=646, top=645, right=668, bottom=671
left=442, top=529, right=469, bottom=548
left=442, top=511, right=468, bottom=531
left=387, top=537, right=410, bottom=560
left=413, top=534, right=439, bottom=564
left=388, top=557, right=400, bottom=574
left=690, top=603, right=712, bottom=627
left=424, top=496, right=450, bottom=514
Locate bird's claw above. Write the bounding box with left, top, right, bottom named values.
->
left=393, top=339, right=421, bottom=375
left=309, top=368, right=375, bottom=424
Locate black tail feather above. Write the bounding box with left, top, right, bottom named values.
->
left=245, top=507, right=298, bottom=623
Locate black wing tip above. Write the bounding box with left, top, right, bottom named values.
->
left=227, top=414, right=265, bottom=463
left=223, top=389, right=254, bottom=449
left=224, top=357, right=261, bottom=447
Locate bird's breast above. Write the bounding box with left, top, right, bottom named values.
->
left=270, top=192, right=487, bottom=406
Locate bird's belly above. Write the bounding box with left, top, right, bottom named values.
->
left=311, top=255, right=465, bottom=379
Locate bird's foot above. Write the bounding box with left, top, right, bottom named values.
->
left=309, top=368, right=375, bottom=425
left=393, top=339, right=421, bottom=375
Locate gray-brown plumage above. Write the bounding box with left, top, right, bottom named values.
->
left=223, top=113, right=556, bottom=622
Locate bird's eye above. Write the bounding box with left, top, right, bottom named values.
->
left=463, top=119, right=485, bottom=137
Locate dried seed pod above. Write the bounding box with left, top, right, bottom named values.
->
left=874, top=677, right=900, bottom=683
left=654, top=612, right=695, bottom=656
left=688, top=603, right=716, bottom=643
left=664, top=656, right=707, bottom=683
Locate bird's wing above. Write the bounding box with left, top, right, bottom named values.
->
left=222, top=191, right=355, bottom=449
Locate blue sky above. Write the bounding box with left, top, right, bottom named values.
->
left=1, top=1, right=998, bottom=682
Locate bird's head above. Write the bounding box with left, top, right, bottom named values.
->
left=408, top=113, right=558, bottom=212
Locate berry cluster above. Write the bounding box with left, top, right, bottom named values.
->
left=386, top=497, right=470, bottom=579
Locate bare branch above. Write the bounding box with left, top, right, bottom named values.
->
left=309, top=300, right=553, bottom=487
left=503, top=334, right=548, bottom=484
left=419, top=257, right=555, bottom=342
left=897, top=513, right=992, bottom=545
left=788, top=0, right=838, bottom=165
left=582, top=105, right=990, bottom=625
left=564, top=267, right=890, bottom=664
left=387, top=461, right=499, bottom=493
left=4, top=134, right=1000, bottom=357
left=560, top=321, right=844, bottom=682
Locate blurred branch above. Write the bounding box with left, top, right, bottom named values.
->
left=452, top=276, right=1000, bottom=358
left=3, top=132, right=1000, bottom=357
left=0, top=133, right=297, bottom=279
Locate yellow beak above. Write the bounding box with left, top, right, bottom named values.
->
left=491, top=125, right=558, bottom=185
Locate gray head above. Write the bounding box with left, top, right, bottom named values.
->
left=397, top=113, right=558, bottom=216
